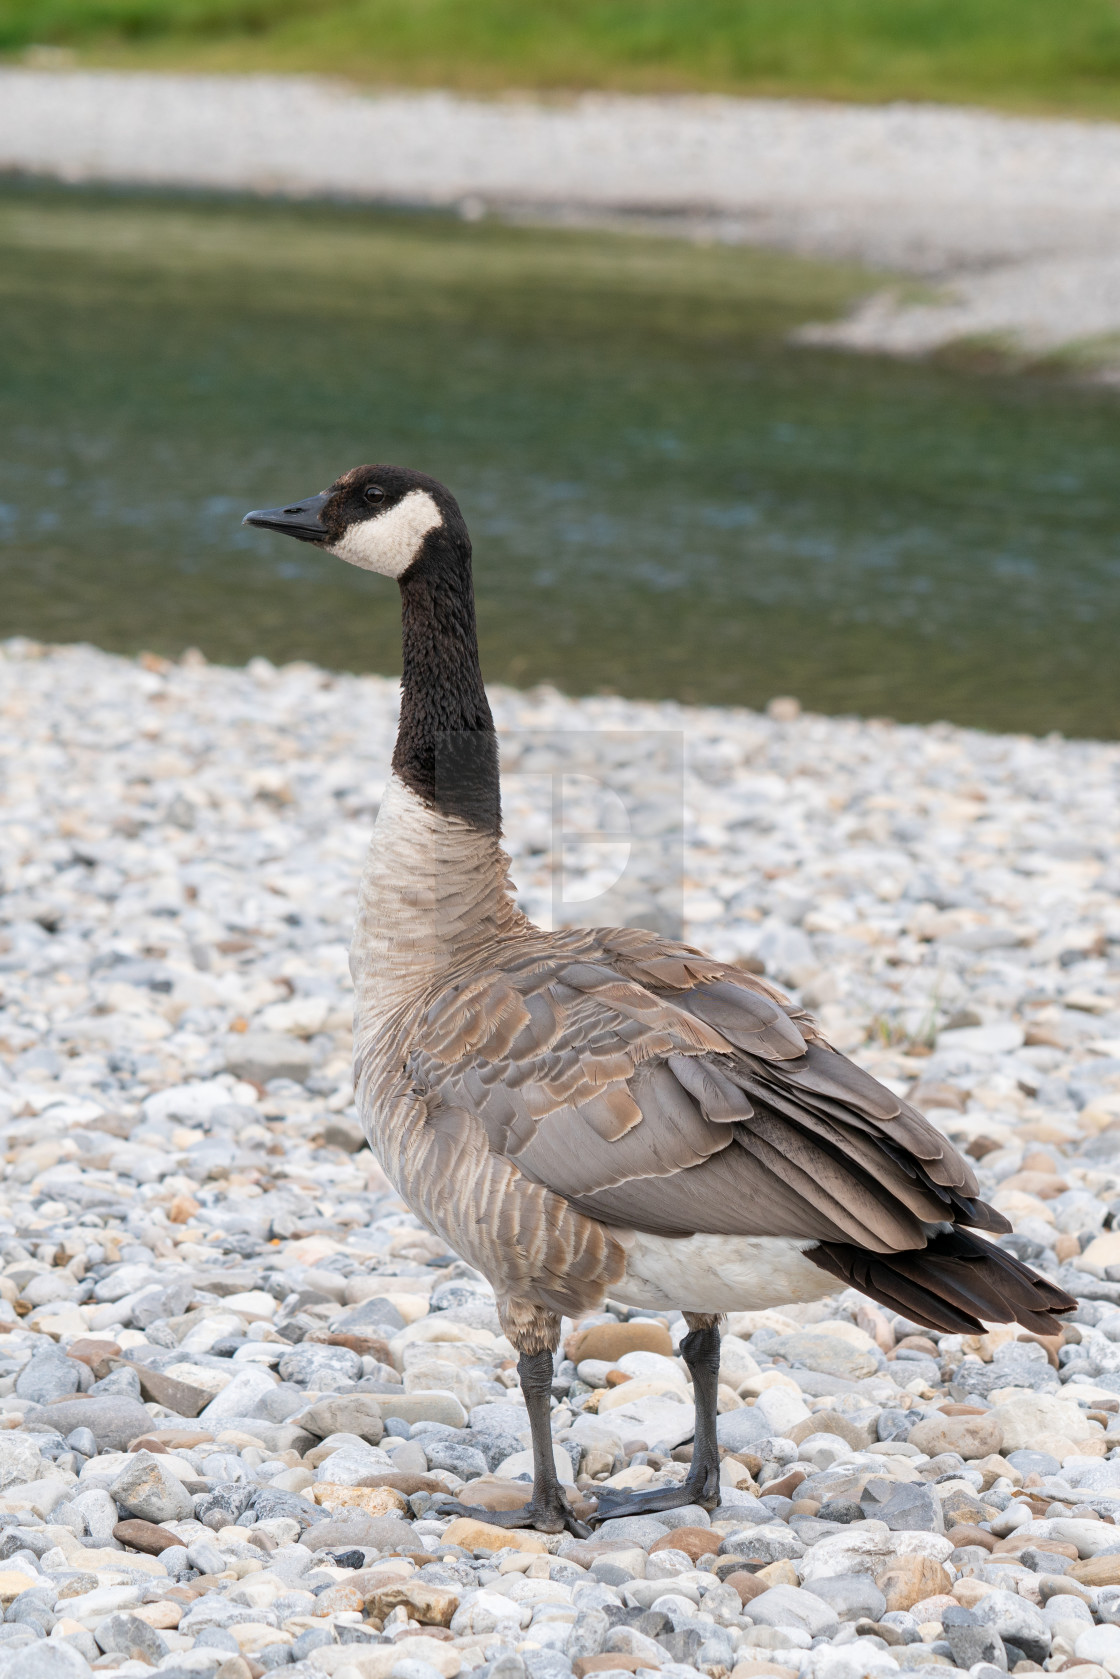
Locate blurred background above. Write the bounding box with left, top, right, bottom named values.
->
left=1, top=1, right=1119, bottom=736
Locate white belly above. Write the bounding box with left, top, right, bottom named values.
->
left=612, top=1231, right=838, bottom=1314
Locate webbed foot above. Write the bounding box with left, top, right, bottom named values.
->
left=589, top=1471, right=721, bottom=1526
left=434, top=1494, right=591, bottom=1539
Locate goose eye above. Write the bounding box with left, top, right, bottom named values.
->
left=364, top=484, right=386, bottom=505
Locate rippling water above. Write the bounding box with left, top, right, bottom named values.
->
left=2, top=181, right=1119, bottom=735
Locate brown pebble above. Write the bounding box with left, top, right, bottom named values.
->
left=907, top=1413, right=1003, bottom=1460
left=894, top=1335, right=941, bottom=1359
left=876, top=1555, right=952, bottom=1612
left=564, top=1321, right=673, bottom=1363
left=312, top=1584, right=365, bottom=1616
left=755, top=1561, right=799, bottom=1588
left=66, top=1338, right=122, bottom=1380
left=113, top=1519, right=180, bottom=1556
left=355, top=1473, right=448, bottom=1496
left=649, top=1526, right=720, bottom=1562
left=761, top=1467, right=807, bottom=1501
left=946, top=1523, right=996, bottom=1552
left=449, top=1477, right=533, bottom=1512
left=724, top=1570, right=768, bottom=1605
left=1070, top=1556, right=1120, bottom=1587
left=306, top=1330, right=393, bottom=1363
left=789, top=1498, right=821, bottom=1517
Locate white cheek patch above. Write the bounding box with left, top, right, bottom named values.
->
left=330, top=489, right=443, bottom=578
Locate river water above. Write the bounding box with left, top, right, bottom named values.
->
left=2, top=182, right=1119, bottom=736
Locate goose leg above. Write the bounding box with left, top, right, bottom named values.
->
left=590, top=1313, right=722, bottom=1523
left=437, top=1348, right=591, bottom=1537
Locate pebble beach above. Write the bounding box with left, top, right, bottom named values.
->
left=1, top=639, right=1120, bottom=1679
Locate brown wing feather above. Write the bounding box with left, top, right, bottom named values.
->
left=411, top=932, right=1007, bottom=1256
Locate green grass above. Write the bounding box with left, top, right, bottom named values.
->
left=6, top=0, right=1120, bottom=118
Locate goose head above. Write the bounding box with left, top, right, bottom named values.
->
left=242, top=463, right=468, bottom=579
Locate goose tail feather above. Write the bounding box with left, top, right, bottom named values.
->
left=806, top=1227, right=1076, bottom=1336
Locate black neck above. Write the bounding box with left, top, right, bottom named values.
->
left=392, top=532, right=499, bottom=832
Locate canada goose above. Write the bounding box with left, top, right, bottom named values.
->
left=244, top=465, right=1074, bottom=1536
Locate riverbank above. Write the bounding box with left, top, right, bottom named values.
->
left=4, top=70, right=1120, bottom=364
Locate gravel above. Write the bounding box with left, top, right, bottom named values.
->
left=0, top=636, right=1119, bottom=1679
left=4, top=70, right=1120, bottom=357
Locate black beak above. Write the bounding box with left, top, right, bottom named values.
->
left=242, top=489, right=330, bottom=544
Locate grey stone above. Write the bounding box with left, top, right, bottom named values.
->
left=22, top=1396, right=153, bottom=1452
left=196, top=1482, right=257, bottom=1528
left=250, top=1486, right=324, bottom=1529
left=291, top=1627, right=334, bottom=1661
left=323, top=1115, right=365, bottom=1152
left=745, top=1585, right=839, bottom=1638
left=7, top=1586, right=56, bottom=1632
left=187, top=1538, right=228, bottom=1574
left=487, top=1660, right=526, bottom=1679
left=732, top=1524, right=805, bottom=1562
left=109, top=1450, right=194, bottom=1523
left=564, top=1607, right=609, bottom=1659
left=0, top=1435, right=42, bottom=1489
left=769, top=1333, right=883, bottom=1381
left=69, top=1488, right=119, bottom=1543
left=522, top=1651, right=572, bottom=1679
left=195, top=1627, right=241, bottom=1652
left=467, top=1430, right=525, bottom=1473
left=198, top=1365, right=279, bottom=1421
left=295, top=1394, right=384, bottom=1443
left=225, top=1031, right=314, bottom=1083
left=369, top=1392, right=466, bottom=1427
left=89, top=1366, right=141, bottom=1399
left=0, top=1527, right=52, bottom=1559
left=313, top=1443, right=393, bottom=1486
left=715, top=1407, right=772, bottom=1452
left=656, top=1506, right=711, bottom=1530
left=305, top=1514, right=421, bottom=1551
left=257, top=1645, right=294, bottom=1671
left=878, top=1409, right=913, bottom=1442
left=697, top=1631, right=735, bottom=1670
left=131, top=1277, right=193, bottom=1328
left=15, top=1350, right=80, bottom=1404
left=861, top=1479, right=945, bottom=1534
left=279, top=1343, right=362, bottom=1385
left=971, top=1590, right=1051, bottom=1665
left=251, top=1383, right=309, bottom=1423
left=0, top=1644, right=94, bottom=1679
left=594, top=1516, right=672, bottom=1547
left=954, top=1342, right=1060, bottom=1400
left=95, top=1611, right=168, bottom=1663
left=64, top=1429, right=97, bottom=1459
left=805, top=1574, right=887, bottom=1623
left=1006, top=1451, right=1062, bottom=1479
left=470, top=1402, right=532, bottom=1436
left=424, top=1442, right=489, bottom=1480
left=945, top=1626, right=1007, bottom=1670
left=332, top=1297, right=406, bottom=1334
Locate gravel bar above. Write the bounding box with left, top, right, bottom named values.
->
left=1, top=638, right=1120, bottom=1679
left=5, top=70, right=1120, bottom=357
